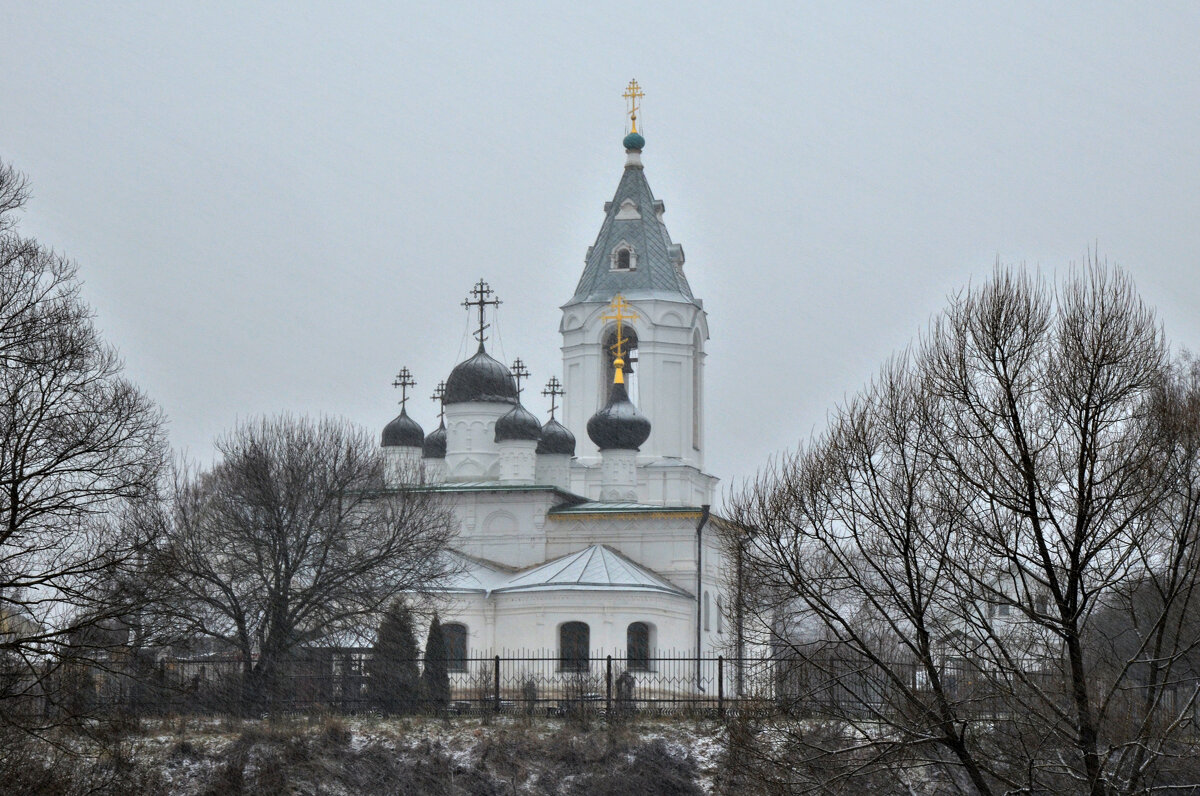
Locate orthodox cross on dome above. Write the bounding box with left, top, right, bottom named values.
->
left=431, top=380, right=446, bottom=421
left=601, top=293, right=639, bottom=385
left=542, top=376, right=564, bottom=420
left=510, top=358, right=530, bottom=397
left=392, top=366, right=416, bottom=411
left=623, top=79, right=644, bottom=134
left=462, top=279, right=502, bottom=347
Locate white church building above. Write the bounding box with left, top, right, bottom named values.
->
left=379, top=114, right=732, bottom=673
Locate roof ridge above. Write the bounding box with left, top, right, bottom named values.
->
left=546, top=548, right=587, bottom=584
left=505, top=543, right=602, bottom=584
left=447, top=547, right=518, bottom=573
left=598, top=545, right=613, bottom=582
left=597, top=544, right=685, bottom=591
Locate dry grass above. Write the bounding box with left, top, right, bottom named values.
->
left=0, top=714, right=720, bottom=795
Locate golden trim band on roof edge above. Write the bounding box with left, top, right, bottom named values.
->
left=548, top=511, right=703, bottom=521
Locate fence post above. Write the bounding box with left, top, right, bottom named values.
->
left=718, top=655, right=725, bottom=719
left=606, top=655, right=612, bottom=717
left=493, top=655, right=501, bottom=713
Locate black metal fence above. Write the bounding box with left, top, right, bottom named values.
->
left=155, top=653, right=766, bottom=717
left=63, top=650, right=1200, bottom=726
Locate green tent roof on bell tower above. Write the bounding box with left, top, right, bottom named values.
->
left=565, top=132, right=697, bottom=308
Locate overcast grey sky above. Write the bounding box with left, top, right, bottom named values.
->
left=3, top=2, right=1199, bottom=496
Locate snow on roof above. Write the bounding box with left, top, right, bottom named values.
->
left=490, top=545, right=691, bottom=597
left=438, top=550, right=515, bottom=594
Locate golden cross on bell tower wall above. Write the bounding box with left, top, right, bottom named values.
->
left=623, top=79, right=644, bottom=134
left=601, top=293, right=639, bottom=384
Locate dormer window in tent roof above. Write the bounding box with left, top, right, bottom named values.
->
left=611, top=241, right=637, bottom=272
left=615, top=198, right=641, bottom=220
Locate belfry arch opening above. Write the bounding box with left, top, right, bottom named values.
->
left=602, top=324, right=639, bottom=405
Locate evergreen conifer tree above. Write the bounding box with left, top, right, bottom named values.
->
left=367, top=600, right=420, bottom=714
left=421, top=614, right=451, bottom=710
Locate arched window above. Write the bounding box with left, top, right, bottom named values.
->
left=559, top=621, right=590, bottom=672
left=627, top=622, right=651, bottom=671
left=703, top=591, right=711, bottom=632
left=716, top=597, right=723, bottom=634
left=602, top=326, right=639, bottom=404
left=443, top=623, right=468, bottom=672
left=611, top=243, right=636, bottom=271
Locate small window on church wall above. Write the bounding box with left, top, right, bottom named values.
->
left=703, top=591, right=711, bottom=632
left=560, top=622, right=590, bottom=672
left=627, top=622, right=651, bottom=670
left=443, top=623, right=468, bottom=672
left=716, top=597, right=723, bottom=634
left=617, top=249, right=631, bottom=269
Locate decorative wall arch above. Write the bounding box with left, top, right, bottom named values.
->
left=451, top=458, right=482, bottom=478
left=482, top=510, right=518, bottom=535
left=469, top=420, right=488, bottom=450
left=660, top=310, right=685, bottom=328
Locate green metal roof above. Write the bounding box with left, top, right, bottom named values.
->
left=547, top=501, right=703, bottom=517
left=566, top=146, right=696, bottom=307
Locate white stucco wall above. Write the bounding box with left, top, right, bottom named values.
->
left=433, top=589, right=696, bottom=656
left=444, top=401, right=511, bottom=481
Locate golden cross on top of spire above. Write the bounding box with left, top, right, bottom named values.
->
left=623, top=79, right=644, bottom=134
left=601, top=294, right=639, bottom=384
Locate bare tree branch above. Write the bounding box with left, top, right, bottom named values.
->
left=149, top=415, right=456, bottom=713
left=725, top=262, right=1200, bottom=795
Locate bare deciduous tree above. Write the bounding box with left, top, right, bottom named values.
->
left=726, top=264, right=1200, bottom=795
left=0, top=160, right=166, bottom=728
left=153, top=415, right=456, bottom=712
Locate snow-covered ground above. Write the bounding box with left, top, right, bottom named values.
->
left=12, top=715, right=730, bottom=795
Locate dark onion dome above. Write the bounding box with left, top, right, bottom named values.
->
left=382, top=408, right=424, bottom=448
left=443, top=344, right=519, bottom=405
left=537, top=418, right=576, bottom=456
left=587, top=381, right=651, bottom=451
left=422, top=419, right=447, bottom=459
left=495, top=403, right=541, bottom=443
left=623, top=131, right=645, bottom=150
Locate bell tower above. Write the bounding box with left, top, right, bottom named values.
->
left=559, top=82, right=714, bottom=505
